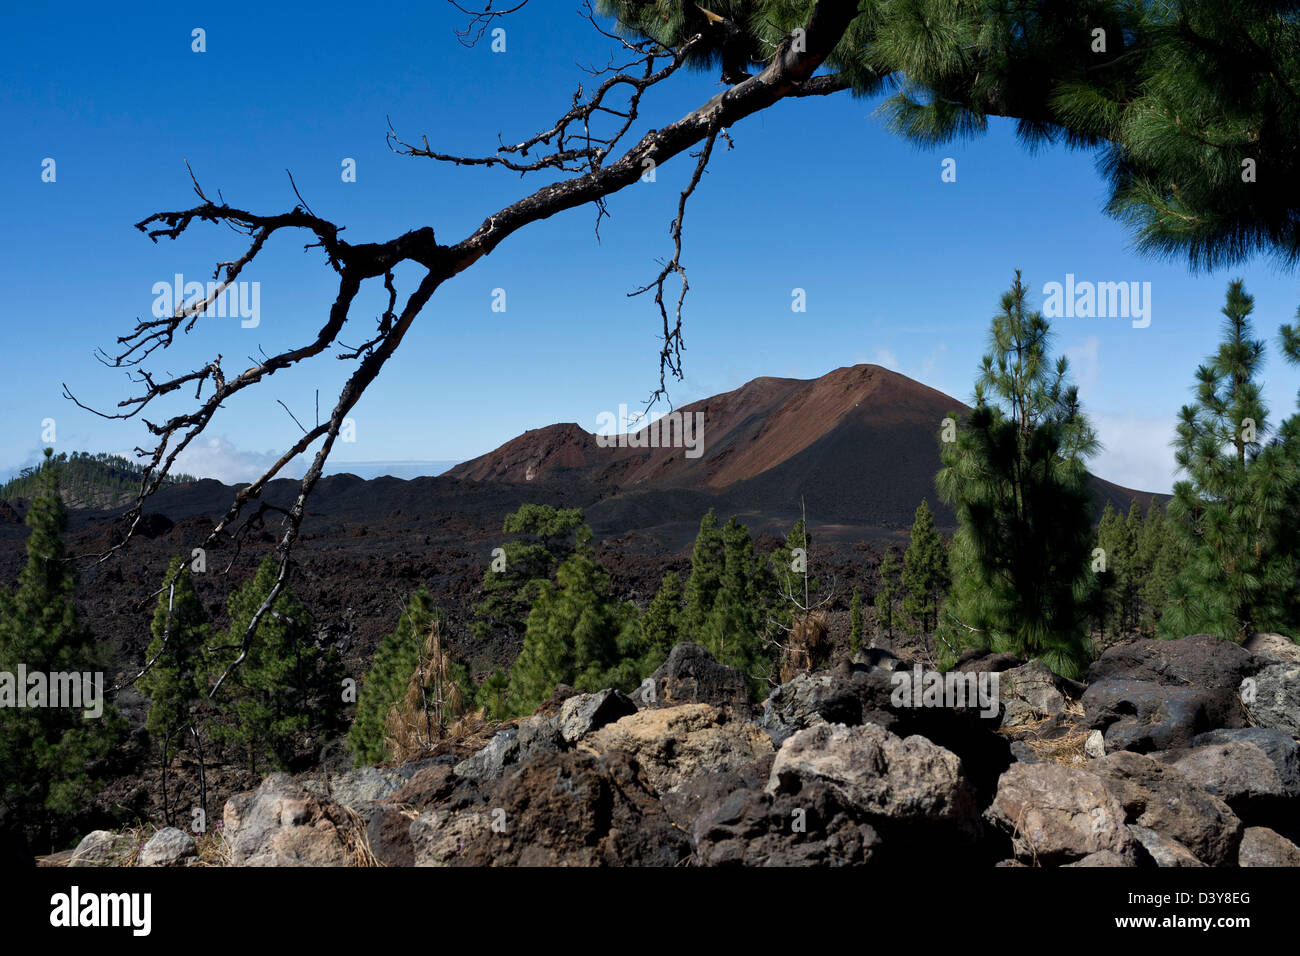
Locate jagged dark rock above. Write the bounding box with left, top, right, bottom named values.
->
left=638, top=642, right=752, bottom=713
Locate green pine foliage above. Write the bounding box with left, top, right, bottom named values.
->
left=139, top=556, right=209, bottom=762
left=1091, top=499, right=1156, bottom=641
left=1160, top=281, right=1298, bottom=640
left=769, top=516, right=821, bottom=615
left=0, top=449, right=123, bottom=848
left=606, top=1, right=1299, bottom=267
left=900, top=499, right=949, bottom=636
left=936, top=273, right=1099, bottom=678
left=866, top=1, right=1300, bottom=269
left=0, top=450, right=195, bottom=509
left=680, top=512, right=776, bottom=696
left=348, top=587, right=441, bottom=765
left=506, top=527, right=642, bottom=715
left=208, top=557, right=344, bottom=773
left=1135, top=502, right=1187, bottom=639
left=1272, top=316, right=1300, bottom=631
left=476, top=667, right=510, bottom=721
left=874, top=548, right=900, bottom=641
left=471, top=504, right=585, bottom=643
left=640, top=570, right=684, bottom=674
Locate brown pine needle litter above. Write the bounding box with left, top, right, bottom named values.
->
left=997, top=699, right=1093, bottom=765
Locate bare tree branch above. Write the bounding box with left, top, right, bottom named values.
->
left=79, top=0, right=861, bottom=687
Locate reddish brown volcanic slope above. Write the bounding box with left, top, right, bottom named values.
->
left=450, top=366, right=958, bottom=486
left=448, top=364, right=1160, bottom=542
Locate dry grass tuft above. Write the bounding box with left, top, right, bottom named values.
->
left=998, top=699, right=1093, bottom=765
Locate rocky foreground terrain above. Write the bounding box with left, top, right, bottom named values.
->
left=59, top=631, right=1300, bottom=867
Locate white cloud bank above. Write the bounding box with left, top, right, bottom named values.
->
left=170, top=436, right=309, bottom=485
left=1090, top=412, right=1179, bottom=495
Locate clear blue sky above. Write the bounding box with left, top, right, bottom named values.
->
left=3, top=1, right=1298, bottom=494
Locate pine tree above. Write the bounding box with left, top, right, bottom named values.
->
left=1271, top=316, right=1300, bottom=632
left=874, top=548, right=900, bottom=641
left=209, top=557, right=343, bottom=772
left=382, top=616, right=470, bottom=763
left=471, top=504, right=585, bottom=643
left=348, top=587, right=439, bottom=765
left=0, top=449, right=122, bottom=848
left=476, top=668, right=510, bottom=721
left=704, top=517, right=776, bottom=692
left=506, top=527, right=641, bottom=715
left=936, top=272, right=1099, bottom=678
left=681, top=510, right=725, bottom=639
left=1119, top=500, right=1144, bottom=633
left=677, top=511, right=774, bottom=696
left=1092, top=502, right=1124, bottom=641
left=1160, top=281, right=1296, bottom=640
left=1135, top=502, right=1186, bottom=639
left=139, top=556, right=209, bottom=774
left=640, top=570, right=684, bottom=673
left=901, top=499, right=948, bottom=636
left=769, top=515, right=821, bottom=619
left=866, top=1, right=1300, bottom=270
left=767, top=511, right=833, bottom=682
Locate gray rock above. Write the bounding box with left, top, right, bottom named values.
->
left=556, top=689, right=637, bottom=744
left=303, top=765, right=409, bottom=809
left=1088, top=634, right=1256, bottom=693
left=69, top=830, right=135, bottom=867
left=1084, top=635, right=1259, bottom=752
left=1238, top=826, right=1300, bottom=867
left=985, top=762, right=1136, bottom=866
left=660, top=757, right=772, bottom=831
left=453, top=728, right=518, bottom=781
left=1064, top=850, right=1139, bottom=867
left=1154, top=732, right=1300, bottom=817
left=642, top=642, right=752, bottom=712
left=410, top=808, right=487, bottom=866
left=693, top=779, right=880, bottom=866
left=1090, top=750, right=1242, bottom=866
left=1085, top=730, right=1106, bottom=759
left=999, top=659, right=1069, bottom=727
left=222, top=772, right=358, bottom=866
left=1242, top=663, right=1300, bottom=739
left=453, top=714, right=565, bottom=783
left=1190, top=728, right=1300, bottom=795
left=138, top=827, right=197, bottom=867
left=767, top=722, right=976, bottom=828
left=1084, top=680, right=1231, bottom=753
left=1128, top=825, right=1205, bottom=867
left=1244, top=632, right=1300, bottom=666
left=1009, top=740, right=1044, bottom=764
left=758, top=671, right=864, bottom=747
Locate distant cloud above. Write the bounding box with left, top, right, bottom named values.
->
left=171, top=436, right=307, bottom=484
left=875, top=347, right=900, bottom=370
left=1090, top=412, right=1178, bottom=495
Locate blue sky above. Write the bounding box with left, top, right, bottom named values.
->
left=3, top=1, right=1299, bottom=495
